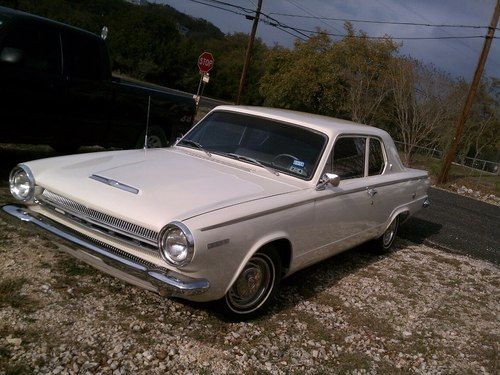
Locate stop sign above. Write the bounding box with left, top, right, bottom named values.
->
left=198, top=52, right=214, bottom=73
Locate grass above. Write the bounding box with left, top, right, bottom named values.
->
left=409, top=154, right=500, bottom=196
left=0, top=277, right=38, bottom=312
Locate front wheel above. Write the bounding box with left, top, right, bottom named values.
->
left=220, top=249, right=281, bottom=319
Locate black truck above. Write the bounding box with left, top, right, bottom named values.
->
left=0, top=6, right=196, bottom=152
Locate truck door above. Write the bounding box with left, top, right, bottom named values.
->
left=0, top=18, right=63, bottom=145
left=60, top=29, right=111, bottom=149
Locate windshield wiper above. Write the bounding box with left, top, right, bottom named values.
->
left=178, top=139, right=211, bottom=157
left=226, top=153, right=279, bottom=176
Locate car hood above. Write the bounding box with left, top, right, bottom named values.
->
left=25, top=148, right=300, bottom=231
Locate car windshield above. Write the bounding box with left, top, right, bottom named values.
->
left=178, top=111, right=327, bottom=180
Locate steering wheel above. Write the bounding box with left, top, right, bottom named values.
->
left=271, top=153, right=299, bottom=167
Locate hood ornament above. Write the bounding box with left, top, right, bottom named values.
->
left=90, top=174, right=139, bottom=194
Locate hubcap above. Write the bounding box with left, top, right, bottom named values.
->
left=227, top=254, right=274, bottom=312
left=383, top=219, right=398, bottom=247
left=147, top=135, right=163, bottom=148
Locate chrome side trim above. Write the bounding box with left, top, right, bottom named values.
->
left=1, top=205, right=209, bottom=297
left=39, top=190, right=158, bottom=245
left=90, top=174, right=139, bottom=195
left=200, top=176, right=429, bottom=231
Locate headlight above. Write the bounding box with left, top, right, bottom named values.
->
left=9, top=165, right=35, bottom=202
left=159, top=222, right=194, bottom=267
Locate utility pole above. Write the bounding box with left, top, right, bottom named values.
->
left=437, top=0, right=499, bottom=184
left=236, top=0, right=263, bottom=105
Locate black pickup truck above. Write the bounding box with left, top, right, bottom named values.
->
left=0, top=6, right=196, bottom=152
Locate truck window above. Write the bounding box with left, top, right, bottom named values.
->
left=0, top=20, right=61, bottom=74
left=62, top=31, right=103, bottom=81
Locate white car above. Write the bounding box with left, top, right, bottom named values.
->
left=4, top=106, right=429, bottom=318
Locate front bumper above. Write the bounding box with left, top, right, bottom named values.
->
left=2, top=204, right=209, bottom=298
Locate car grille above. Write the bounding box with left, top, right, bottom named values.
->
left=38, top=189, right=159, bottom=248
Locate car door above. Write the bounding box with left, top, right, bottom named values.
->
left=308, top=136, right=374, bottom=264
left=0, top=17, right=63, bottom=144
left=363, top=137, right=393, bottom=231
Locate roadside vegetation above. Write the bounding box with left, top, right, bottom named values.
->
left=2, top=0, right=498, bottom=169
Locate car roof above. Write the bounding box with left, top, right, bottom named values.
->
left=212, top=105, right=390, bottom=140
left=0, top=6, right=100, bottom=39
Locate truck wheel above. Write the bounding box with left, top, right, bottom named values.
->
left=51, top=143, right=80, bottom=154
left=136, top=127, right=169, bottom=149
left=373, top=216, right=399, bottom=253
left=220, top=248, right=281, bottom=320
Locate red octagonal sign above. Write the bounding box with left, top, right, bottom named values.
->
left=198, top=52, right=214, bottom=73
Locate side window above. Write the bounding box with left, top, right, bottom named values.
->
left=62, top=31, right=103, bottom=80
left=0, top=21, right=61, bottom=74
left=368, top=138, right=385, bottom=176
left=331, top=137, right=366, bottom=180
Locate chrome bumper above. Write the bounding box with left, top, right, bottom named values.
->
left=2, top=204, right=209, bottom=298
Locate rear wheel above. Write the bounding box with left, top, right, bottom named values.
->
left=373, top=216, right=399, bottom=253
left=220, top=248, right=281, bottom=319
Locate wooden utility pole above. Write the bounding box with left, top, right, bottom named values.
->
left=236, top=0, right=263, bottom=105
left=437, top=0, right=499, bottom=184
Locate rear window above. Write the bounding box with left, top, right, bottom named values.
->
left=62, top=31, right=103, bottom=80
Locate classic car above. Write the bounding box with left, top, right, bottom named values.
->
left=3, top=106, right=430, bottom=318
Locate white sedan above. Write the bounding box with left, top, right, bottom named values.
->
left=4, top=106, right=429, bottom=318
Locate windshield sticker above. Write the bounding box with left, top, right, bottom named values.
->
left=289, top=165, right=307, bottom=176
left=292, top=160, right=305, bottom=168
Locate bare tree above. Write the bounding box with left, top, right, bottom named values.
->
left=388, top=59, right=454, bottom=166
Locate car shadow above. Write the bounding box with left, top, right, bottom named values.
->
left=183, top=239, right=408, bottom=322
left=398, top=216, right=442, bottom=244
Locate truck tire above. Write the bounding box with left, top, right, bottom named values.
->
left=50, top=143, right=80, bottom=154
left=135, top=127, right=169, bottom=149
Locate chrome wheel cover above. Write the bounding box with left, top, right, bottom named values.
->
left=226, top=253, right=275, bottom=314
left=383, top=219, right=398, bottom=248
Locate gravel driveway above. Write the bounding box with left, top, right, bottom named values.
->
left=0, top=187, right=498, bottom=374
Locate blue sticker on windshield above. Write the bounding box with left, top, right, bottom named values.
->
left=293, top=160, right=305, bottom=168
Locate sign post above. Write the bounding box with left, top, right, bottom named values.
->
left=194, top=52, right=214, bottom=114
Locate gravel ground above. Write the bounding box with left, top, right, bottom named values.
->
left=0, top=187, right=499, bottom=375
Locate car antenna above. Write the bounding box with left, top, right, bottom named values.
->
left=143, top=95, right=151, bottom=149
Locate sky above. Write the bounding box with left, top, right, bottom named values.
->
left=156, top=0, right=500, bottom=80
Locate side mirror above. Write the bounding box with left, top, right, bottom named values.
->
left=0, top=47, right=25, bottom=64
left=316, top=173, right=340, bottom=190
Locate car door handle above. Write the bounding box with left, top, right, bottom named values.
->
left=367, top=188, right=377, bottom=197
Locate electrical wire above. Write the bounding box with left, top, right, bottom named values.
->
left=183, top=0, right=495, bottom=42
left=267, top=12, right=492, bottom=30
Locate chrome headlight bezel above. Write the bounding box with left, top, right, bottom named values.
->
left=9, top=164, right=35, bottom=202
left=158, top=221, right=194, bottom=267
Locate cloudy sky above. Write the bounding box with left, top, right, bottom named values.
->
left=157, top=0, right=499, bottom=79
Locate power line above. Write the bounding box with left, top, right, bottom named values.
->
left=274, top=24, right=490, bottom=40
left=283, top=0, right=343, bottom=34
left=184, top=0, right=248, bottom=17
left=183, top=0, right=494, bottom=42
left=268, top=12, right=492, bottom=30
